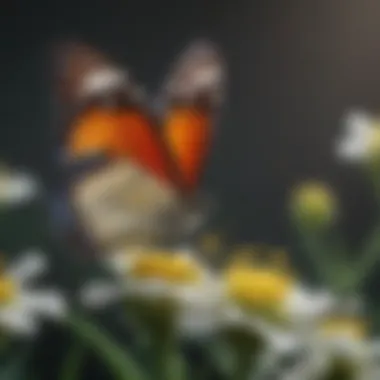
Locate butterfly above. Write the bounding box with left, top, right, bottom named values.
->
left=53, top=39, right=227, bottom=249
left=54, top=39, right=227, bottom=195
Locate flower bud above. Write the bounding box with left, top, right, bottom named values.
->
left=290, top=181, right=337, bottom=230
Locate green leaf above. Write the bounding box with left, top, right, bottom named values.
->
left=66, top=313, right=146, bottom=380
left=59, top=340, right=85, bottom=380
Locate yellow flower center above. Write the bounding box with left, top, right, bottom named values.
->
left=131, top=252, right=201, bottom=284
left=320, top=317, right=367, bottom=342
left=0, top=277, right=16, bottom=304
left=225, top=264, right=294, bottom=315
left=367, top=126, right=380, bottom=162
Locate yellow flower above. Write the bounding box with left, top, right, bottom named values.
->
left=130, top=251, right=201, bottom=284
left=290, top=181, right=337, bottom=229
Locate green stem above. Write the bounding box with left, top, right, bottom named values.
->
left=352, top=221, right=380, bottom=288
left=60, top=340, right=85, bottom=380
left=368, top=163, right=380, bottom=206
left=66, top=313, right=146, bottom=380
left=295, top=225, right=342, bottom=292
left=206, top=340, right=233, bottom=379
left=223, top=329, right=261, bottom=380
left=234, top=350, right=253, bottom=380
left=127, top=299, right=188, bottom=380
left=147, top=316, right=187, bottom=380
left=355, top=163, right=380, bottom=288
left=0, top=334, right=10, bottom=357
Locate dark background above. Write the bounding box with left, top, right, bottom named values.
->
left=2, top=0, right=380, bottom=378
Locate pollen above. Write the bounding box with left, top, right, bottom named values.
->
left=0, top=277, right=16, bottom=304
left=131, top=252, right=201, bottom=284
left=367, top=127, right=380, bottom=162
left=320, top=317, right=367, bottom=341
left=225, top=264, right=294, bottom=314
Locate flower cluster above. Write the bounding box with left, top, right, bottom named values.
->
left=77, top=240, right=380, bottom=380
left=2, top=106, right=380, bottom=380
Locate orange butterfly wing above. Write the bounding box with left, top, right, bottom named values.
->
left=117, top=109, right=182, bottom=187
left=163, top=108, right=210, bottom=192
left=56, top=42, right=182, bottom=188
left=160, top=40, right=226, bottom=192
left=67, top=109, right=122, bottom=159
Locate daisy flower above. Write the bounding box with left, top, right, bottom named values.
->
left=0, top=250, right=66, bottom=337
left=81, top=246, right=222, bottom=335
left=279, top=312, right=380, bottom=380
left=202, top=253, right=335, bottom=376
left=335, top=110, right=380, bottom=163
left=0, top=164, right=40, bottom=207
left=222, top=252, right=335, bottom=327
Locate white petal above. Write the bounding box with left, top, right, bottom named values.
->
left=0, top=172, right=39, bottom=205
left=19, top=290, right=66, bottom=319
left=336, top=138, right=368, bottom=161
left=8, top=250, right=47, bottom=283
left=175, top=281, right=224, bottom=337
left=105, top=249, right=141, bottom=276
left=222, top=305, right=248, bottom=327
left=81, top=281, right=124, bottom=308
left=345, top=110, right=372, bottom=131
left=125, top=279, right=173, bottom=299
left=177, top=312, right=219, bottom=337
left=336, top=110, right=374, bottom=162
left=269, top=332, right=303, bottom=354
left=0, top=306, right=39, bottom=337
left=369, top=339, right=380, bottom=357
left=283, top=287, right=335, bottom=323
left=222, top=305, right=275, bottom=338
left=8, top=173, right=39, bottom=203
left=320, top=335, right=366, bottom=364
left=281, top=353, right=327, bottom=380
